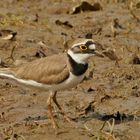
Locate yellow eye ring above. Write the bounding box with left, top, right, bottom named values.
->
left=80, top=45, right=87, bottom=50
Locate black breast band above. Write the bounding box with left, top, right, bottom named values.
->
left=67, top=54, right=88, bottom=76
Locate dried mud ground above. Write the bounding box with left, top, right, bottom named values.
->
left=0, top=0, right=140, bottom=140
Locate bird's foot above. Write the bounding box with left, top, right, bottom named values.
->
left=51, top=119, right=59, bottom=129
left=63, top=114, right=72, bottom=123
left=59, top=112, right=77, bottom=127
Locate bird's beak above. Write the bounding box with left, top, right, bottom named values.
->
left=94, top=50, right=104, bottom=57
left=94, top=42, right=105, bottom=57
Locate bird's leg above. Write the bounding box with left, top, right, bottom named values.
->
left=52, top=91, right=72, bottom=123
left=6, top=41, right=18, bottom=62
left=47, top=91, right=58, bottom=129
left=8, top=45, right=16, bottom=60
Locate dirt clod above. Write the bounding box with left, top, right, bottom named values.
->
left=72, top=1, right=102, bottom=14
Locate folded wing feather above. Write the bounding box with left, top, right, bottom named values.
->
left=0, top=54, right=70, bottom=85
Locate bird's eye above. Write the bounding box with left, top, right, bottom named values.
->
left=80, top=45, right=87, bottom=50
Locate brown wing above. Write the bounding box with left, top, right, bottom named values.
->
left=11, top=54, right=70, bottom=85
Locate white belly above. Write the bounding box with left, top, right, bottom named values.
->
left=0, top=72, right=85, bottom=91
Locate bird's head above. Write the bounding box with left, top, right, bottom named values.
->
left=67, top=38, right=104, bottom=64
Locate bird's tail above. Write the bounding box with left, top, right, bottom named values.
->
left=0, top=68, right=15, bottom=78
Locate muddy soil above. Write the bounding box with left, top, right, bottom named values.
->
left=0, top=0, right=140, bottom=140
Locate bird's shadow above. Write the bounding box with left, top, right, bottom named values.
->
left=23, top=111, right=140, bottom=125
left=73, top=111, right=140, bottom=124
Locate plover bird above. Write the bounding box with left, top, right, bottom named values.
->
left=0, top=38, right=103, bottom=128
left=0, top=29, right=17, bottom=40
left=0, top=29, right=17, bottom=60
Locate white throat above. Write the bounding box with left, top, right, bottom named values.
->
left=67, top=49, right=92, bottom=64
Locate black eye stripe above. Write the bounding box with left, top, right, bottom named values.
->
left=85, top=41, right=94, bottom=47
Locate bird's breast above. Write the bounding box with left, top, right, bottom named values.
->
left=48, top=72, right=85, bottom=91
